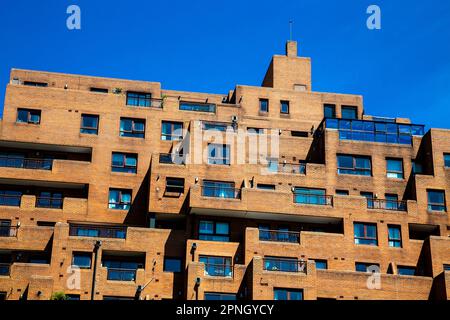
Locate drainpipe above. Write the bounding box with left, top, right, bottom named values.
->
left=91, top=240, right=102, bottom=300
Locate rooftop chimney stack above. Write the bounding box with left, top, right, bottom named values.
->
left=286, top=41, right=298, bottom=57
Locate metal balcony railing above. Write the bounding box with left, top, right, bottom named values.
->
left=69, top=224, right=127, bottom=239
left=203, top=263, right=233, bottom=277
left=367, top=199, right=407, bottom=211
left=106, top=268, right=137, bottom=281
left=0, top=156, right=53, bottom=170
left=263, top=258, right=306, bottom=273
left=0, top=263, right=11, bottom=276
left=36, top=197, right=63, bottom=209
left=201, top=186, right=241, bottom=199
left=0, top=226, right=18, bottom=237
left=293, top=193, right=333, bottom=206
left=259, top=230, right=300, bottom=243
left=0, top=194, right=22, bottom=207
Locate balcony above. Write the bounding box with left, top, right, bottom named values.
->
left=0, top=263, right=11, bottom=276
left=69, top=224, right=127, bottom=239
left=293, top=192, right=333, bottom=206
left=367, top=199, right=407, bottom=212
left=201, top=185, right=241, bottom=199
left=324, top=118, right=424, bottom=145
left=0, top=156, right=52, bottom=170
left=0, top=225, right=18, bottom=237
left=259, top=229, right=300, bottom=244
left=263, top=257, right=306, bottom=273
left=179, top=101, right=216, bottom=113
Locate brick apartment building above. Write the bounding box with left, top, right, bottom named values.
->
left=0, top=41, right=449, bottom=300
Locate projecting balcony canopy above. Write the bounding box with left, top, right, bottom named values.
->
left=323, top=118, right=425, bottom=145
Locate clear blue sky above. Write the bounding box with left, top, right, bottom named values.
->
left=0, top=0, right=449, bottom=129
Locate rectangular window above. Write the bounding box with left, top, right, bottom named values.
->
left=111, top=152, right=137, bottom=174
left=199, top=220, right=230, bottom=242
left=207, top=144, right=230, bottom=165
left=259, top=99, right=269, bottom=113
left=202, top=180, right=238, bottom=199
left=165, top=177, right=184, bottom=194
left=247, top=127, right=264, bottom=134
left=294, top=187, right=329, bottom=205
left=274, top=288, right=303, bottom=300
left=23, top=81, right=48, bottom=87
left=179, top=101, right=216, bottom=113
left=341, top=106, right=358, bottom=119
left=161, top=121, right=183, bottom=141
left=264, top=257, right=302, bottom=272
left=337, top=155, right=372, bottom=176
left=354, top=223, right=378, bottom=246
left=108, top=189, right=132, bottom=210
left=120, top=118, right=145, bottom=138
left=324, top=104, right=336, bottom=118
left=36, top=191, right=63, bottom=209
left=386, top=158, right=404, bottom=179
left=199, top=256, right=232, bottom=277
left=336, top=190, right=349, bottom=196
left=397, top=266, right=416, bottom=276
left=427, top=190, right=446, bottom=212
left=257, top=184, right=276, bottom=190
left=444, top=264, right=450, bottom=271
left=388, top=225, right=402, bottom=248
left=90, top=87, right=108, bottom=93
left=291, top=131, right=309, bottom=137
left=80, top=114, right=99, bottom=135
left=163, top=258, right=182, bottom=273
left=202, top=122, right=229, bottom=132
left=444, top=154, right=450, bottom=168
left=72, top=252, right=92, bottom=269
left=361, top=191, right=374, bottom=208
left=204, top=293, right=236, bottom=301
left=312, top=259, right=328, bottom=270
left=280, top=100, right=289, bottom=114
left=0, top=220, right=12, bottom=237
left=126, top=91, right=151, bottom=107
left=0, top=190, right=22, bottom=207
left=355, top=262, right=379, bottom=272
left=17, top=108, right=41, bottom=124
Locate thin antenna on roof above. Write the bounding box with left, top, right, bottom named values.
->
left=289, top=20, right=293, bottom=41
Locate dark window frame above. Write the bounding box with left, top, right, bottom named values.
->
left=198, top=220, right=230, bottom=242
left=126, top=91, right=152, bottom=107
left=427, top=189, right=446, bottom=212
left=354, top=222, right=378, bottom=246
left=108, top=188, right=132, bottom=210
left=72, top=252, right=92, bottom=269
left=165, top=177, right=185, bottom=194
left=163, top=257, right=182, bottom=273
left=280, top=100, right=290, bottom=114
left=119, top=118, right=145, bottom=138
left=386, top=158, right=404, bottom=179
left=259, top=98, right=269, bottom=113
left=337, top=154, right=372, bottom=176
left=80, top=114, right=99, bottom=135
left=111, top=152, right=138, bottom=174
left=388, top=225, right=402, bottom=248
left=161, top=121, right=183, bottom=141
left=17, top=108, right=41, bottom=124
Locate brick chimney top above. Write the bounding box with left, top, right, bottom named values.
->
left=286, top=41, right=298, bottom=57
